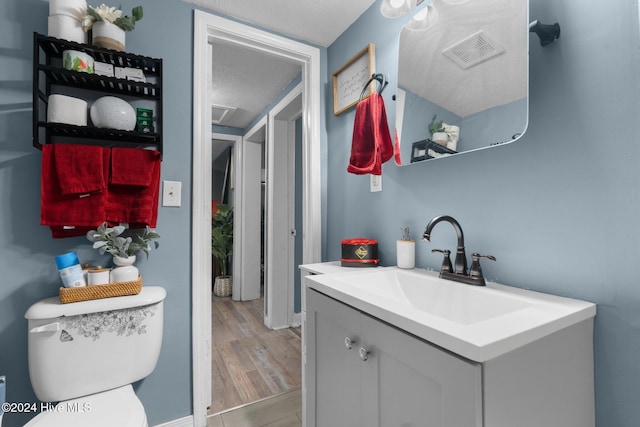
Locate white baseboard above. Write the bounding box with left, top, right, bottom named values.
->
left=152, top=415, right=194, bottom=427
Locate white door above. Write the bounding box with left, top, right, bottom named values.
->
left=239, top=135, right=263, bottom=301
left=264, top=119, right=294, bottom=328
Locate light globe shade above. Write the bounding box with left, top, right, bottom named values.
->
left=380, top=0, right=417, bottom=18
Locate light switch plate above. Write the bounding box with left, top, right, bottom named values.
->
left=163, top=180, right=182, bottom=207
left=370, top=175, right=382, bottom=192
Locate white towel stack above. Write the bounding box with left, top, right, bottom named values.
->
left=48, top=0, right=87, bottom=44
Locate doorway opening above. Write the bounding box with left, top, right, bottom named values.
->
left=193, top=10, right=322, bottom=427
left=209, top=87, right=304, bottom=415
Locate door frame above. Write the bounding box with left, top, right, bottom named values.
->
left=192, top=10, right=322, bottom=426
left=264, top=85, right=303, bottom=329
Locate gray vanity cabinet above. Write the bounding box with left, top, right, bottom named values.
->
left=305, top=289, right=482, bottom=427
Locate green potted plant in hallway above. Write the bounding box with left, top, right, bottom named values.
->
left=212, top=203, right=233, bottom=297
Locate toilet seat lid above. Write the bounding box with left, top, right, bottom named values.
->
left=24, top=385, right=147, bottom=427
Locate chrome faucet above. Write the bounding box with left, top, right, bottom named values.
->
left=423, top=215, right=495, bottom=286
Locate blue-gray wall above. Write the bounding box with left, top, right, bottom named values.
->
left=0, top=1, right=194, bottom=425
left=326, top=1, right=640, bottom=426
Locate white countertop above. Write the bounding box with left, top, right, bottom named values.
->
left=299, top=261, right=380, bottom=275
left=305, top=267, right=596, bottom=362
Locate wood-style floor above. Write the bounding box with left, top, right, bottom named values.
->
left=207, top=389, right=302, bottom=427
left=210, top=295, right=302, bottom=415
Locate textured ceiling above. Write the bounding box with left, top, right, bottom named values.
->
left=187, top=0, right=375, bottom=134
left=209, top=41, right=301, bottom=129
left=192, top=0, right=526, bottom=143
left=398, top=0, right=527, bottom=117
left=183, top=0, right=376, bottom=47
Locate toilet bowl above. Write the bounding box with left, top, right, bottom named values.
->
left=24, top=385, right=146, bottom=427
left=23, top=286, right=166, bottom=426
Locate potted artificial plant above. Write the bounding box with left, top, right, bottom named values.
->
left=212, top=204, right=233, bottom=297
left=429, top=114, right=448, bottom=146
left=82, top=4, right=144, bottom=52
left=86, top=222, right=160, bottom=282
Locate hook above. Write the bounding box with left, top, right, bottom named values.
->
left=359, top=73, right=388, bottom=101
left=529, top=20, right=560, bottom=46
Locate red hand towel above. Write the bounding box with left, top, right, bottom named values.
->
left=393, top=129, right=403, bottom=166
left=52, top=144, right=106, bottom=195
left=347, top=92, right=393, bottom=176
left=110, top=147, right=158, bottom=187
left=106, top=149, right=161, bottom=227
left=41, top=144, right=110, bottom=230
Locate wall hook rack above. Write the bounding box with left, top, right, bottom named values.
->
left=359, top=73, right=388, bottom=101
left=529, top=20, right=561, bottom=46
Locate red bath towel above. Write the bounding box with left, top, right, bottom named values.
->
left=347, top=92, right=393, bottom=175
left=41, top=144, right=109, bottom=229
left=53, top=144, right=106, bottom=195
left=110, top=147, right=158, bottom=187
left=106, top=148, right=161, bottom=227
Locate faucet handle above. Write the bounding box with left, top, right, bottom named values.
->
left=431, top=249, right=453, bottom=273
left=469, top=253, right=496, bottom=280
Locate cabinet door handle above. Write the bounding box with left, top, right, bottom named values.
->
left=345, top=336, right=356, bottom=350
left=359, top=347, right=370, bottom=361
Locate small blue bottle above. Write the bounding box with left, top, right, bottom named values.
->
left=55, top=252, right=87, bottom=288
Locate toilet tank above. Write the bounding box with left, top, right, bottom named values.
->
left=25, top=286, right=166, bottom=402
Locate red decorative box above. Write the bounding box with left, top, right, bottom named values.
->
left=341, top=238, right=379, bottom=267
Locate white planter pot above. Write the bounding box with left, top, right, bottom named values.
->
left=92, top=21, right=126, bottom=51
left=110, top=255, right=139, bottom=283
left=214, top=276, right=232, bottom=297
left=432, top=132, right=448, bottom=146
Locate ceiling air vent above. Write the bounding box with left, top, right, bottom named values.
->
left=442, top=30, right=505, bottom=69
left=211, top=104, right=237, bottom=125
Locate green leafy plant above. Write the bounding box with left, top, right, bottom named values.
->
left=212, top=204, right=233, bottom=277
left=83, top=4, right=143, bottom=32
left=428, top=114, right=445, bottom=135
left=86, top=222, right=160, bottom=258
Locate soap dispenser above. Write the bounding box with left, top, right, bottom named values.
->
left=397, top=226, right=415, bottom=269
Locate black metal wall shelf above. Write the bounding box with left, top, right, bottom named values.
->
left=39, top=122, right=160, bottom=144
left=410, top=139, right=457, bottom=163
left=39, top=65, right=160, bottom=98
left=33, top=32, right=163, bottom=155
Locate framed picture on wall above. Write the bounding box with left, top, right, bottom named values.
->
left=332, top=43, right=376, bottom=115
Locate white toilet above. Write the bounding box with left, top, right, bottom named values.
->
left=23, top=286, right=166, bottom=427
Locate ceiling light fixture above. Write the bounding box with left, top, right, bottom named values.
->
left=380, top=0, right=420, bottom=19
left=405, top=4, right=436, bottom=31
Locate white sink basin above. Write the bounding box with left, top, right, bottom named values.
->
left=305, top=267, right=596, bottom=362
left=337, top=268, right=531, bottom=325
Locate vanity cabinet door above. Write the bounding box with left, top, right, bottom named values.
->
left=306, top=289, right=483, bottom=427
left=306, top=289, right=362, bottom=427
left=359, top=313, right=483, bottom=427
